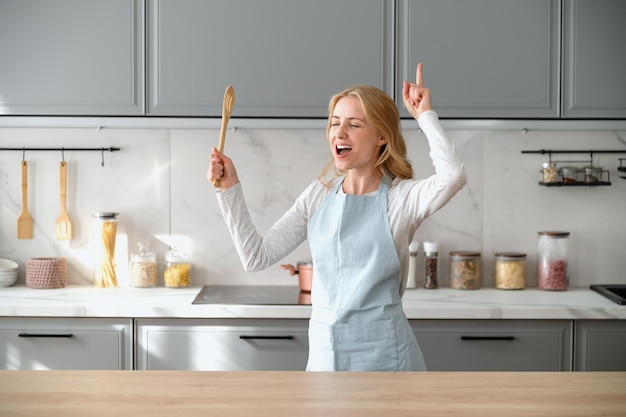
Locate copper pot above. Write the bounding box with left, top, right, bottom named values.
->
left=280, top=261, right=312, bottom=292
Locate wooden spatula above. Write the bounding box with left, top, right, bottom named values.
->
left=55, top=161, right=72, bottom=240
left=17, top=161, right=33, bottom=239
left=212, top=85, right=236, bottom=188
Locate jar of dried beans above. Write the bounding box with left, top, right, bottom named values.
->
left=449, top=251, right=481, bottom=290
left=129, top=241, right=157, bottom=288
left=537, top=231, right=570, bottom=291
left=494, top=252, right=527, bottom=290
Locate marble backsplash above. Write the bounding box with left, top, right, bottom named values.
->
left=1, top=125, right=625, bottom=289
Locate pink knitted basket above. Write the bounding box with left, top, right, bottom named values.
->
left=26, top=257, right=67, bottom=289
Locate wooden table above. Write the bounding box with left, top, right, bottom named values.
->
left=1, top=371, right=625, bottom=416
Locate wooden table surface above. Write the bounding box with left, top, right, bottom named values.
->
left=1, top=371, right=625, bottom=416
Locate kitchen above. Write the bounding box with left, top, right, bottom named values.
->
left=1, top=0, right=626, bottom=414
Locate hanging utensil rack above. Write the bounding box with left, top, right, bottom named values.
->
left=0, top=147, right=120, bottom=166
left=521, top=149, right=626, bottom=186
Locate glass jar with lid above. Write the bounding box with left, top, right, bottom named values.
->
left=449, top=251, right=481, bottom=290
left=164, top=242, right=191, bottom=288
left=423, top=241, right=439, bottom=289
left=129, top=241, right=158, bottom=288
left=583, top=166, right=603, bottom=183
left=92, top=212, right=119, bottom=288
left=542, top=162, right=558, bottom=183
left=537, top=231, right=570, bottom=291
left=494, top=252, right=527, bottom=290
left=559, top=167, right=579, bottom=183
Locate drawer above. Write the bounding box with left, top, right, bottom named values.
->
left=0, top=318, right=132, bottom=370
left=410, top=319, right=573, bottom=371
left=136, top=319, right=309, bottom=371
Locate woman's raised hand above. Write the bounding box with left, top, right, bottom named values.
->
left=208, top=147, right=240, bottom=190
left=402, top=63, right=432, bottom=120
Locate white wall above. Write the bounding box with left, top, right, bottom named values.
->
left=1, top=125, right=625, bottom=288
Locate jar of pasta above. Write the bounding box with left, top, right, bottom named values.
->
left=494, top=252, right=527, bottom=290
left=92, top=212, right=119, bottom=288
left=537, top=231, right=570, bottom=291
left=449, top=251, right=481, bottom=290
left=129, top=241, right=158, bottom=288
left=164, top=242, right=191, bottom=288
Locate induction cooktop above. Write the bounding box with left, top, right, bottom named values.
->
left=192, top=285, right=311, bottom=305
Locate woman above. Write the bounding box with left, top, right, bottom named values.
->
left=208, top=64, right=467, bottom=371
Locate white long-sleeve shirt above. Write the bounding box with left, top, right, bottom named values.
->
left=216, top=110, right=467, bottom=295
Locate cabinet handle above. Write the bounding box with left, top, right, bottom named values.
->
left=18, top=333, right=74, bottom=338
left=460, top=336, right=515, bottom=341
left=239, top=335, right=294, bottom=340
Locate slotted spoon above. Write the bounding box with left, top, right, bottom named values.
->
left=16, top=161, right=33, bottom=239
left=212, top=85, right=236, bottom=188
left=55, top=161, right=72, bottom=240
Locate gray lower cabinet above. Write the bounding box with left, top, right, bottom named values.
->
left=147, top=0, right=393, bottom=117
left=562, top=0, right=626, bottom=118
left=136, top=319, right=309, bottom=371
left=0, top=0, right=144, bottom=115
left=0, top=318, right=133, bottom=370
left=397, top=0, right=560, bottom=118
left=574, top=320, right=626, bottom=371
left=411, top=320, right=573, bottom=371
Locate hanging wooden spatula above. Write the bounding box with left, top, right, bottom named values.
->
left=212, top=85, right=236, bottom=188
left=55, top=161, right=72, bottom=240
left=17, top=161, right=33, bottom=239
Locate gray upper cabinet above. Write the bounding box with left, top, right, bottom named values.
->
left=397, top=0, right=560, bottom=119
left=0, top=0, right=144, bottom=116
left=147, top=0, right=394, bottom=117
left=562, top=0, right=626, bottom=118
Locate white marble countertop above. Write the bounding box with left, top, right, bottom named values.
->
left=0, top=285, right=624, bottom=320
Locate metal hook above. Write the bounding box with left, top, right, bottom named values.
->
left=61, top=148, right=65, bottom=162
left=22, top=148, right=25, bottom=161
left=101, top=148, right=105, bottom=167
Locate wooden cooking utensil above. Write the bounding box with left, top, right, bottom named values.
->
left=55, top=161, right=72, bottom=240
left=17, top=161, right=33, bottom=239
left=212, top=85, right=236, bottom=188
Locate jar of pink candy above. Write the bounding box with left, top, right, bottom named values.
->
left=537, top=231, right=570, bottom=291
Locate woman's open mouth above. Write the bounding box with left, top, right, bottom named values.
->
left=336, top=145, right=352, bottom=156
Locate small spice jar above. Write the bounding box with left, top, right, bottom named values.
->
left=537, top=231, right=570, bottom=291
left=494, top=252, right=527, bottom=290
left=559, top=166, right=579, bottom=183
left=423, top=241, right=439, bottom=289
left=164, top=242, right=191, bottom=288
left=583, top=166, right=603, bottom=183
left=542, top=162, right=558, bottom=183
left=129, top=241, right=158, bottom=288
left=92, top=212, right=119, bottom=288
left=449, top=251, right=481, bottom=290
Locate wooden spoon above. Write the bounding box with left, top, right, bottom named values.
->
left=212, top=85, right=236, bottom=188
left=55, top=161, right=72, bottom=240
left=16, top=161, right=33, bottom=239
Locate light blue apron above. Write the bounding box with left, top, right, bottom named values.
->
left=306, top=175, right=426, bottom=371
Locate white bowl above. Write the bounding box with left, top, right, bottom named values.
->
left=0, top=258, right=19, bottom=287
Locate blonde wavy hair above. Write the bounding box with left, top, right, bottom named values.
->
left=319, top=85, right=414, bottom=187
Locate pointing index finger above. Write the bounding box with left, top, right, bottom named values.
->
left=415, top=63, right=423, bottom=87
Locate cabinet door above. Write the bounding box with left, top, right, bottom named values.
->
left=397, top=0, right=560, bottom=118
left=137, top=319, right=309, bottom=371
left=411, top=320, right=572, bottom=371
left=0, top=0, right=144, bottom=115
left=147, top=0, right=394, bottom=117
left=575, top=320, right=626, bottom=371
left=562, top=0, right=626, bottom=118
left=0, top=318, right=132, bottom=370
